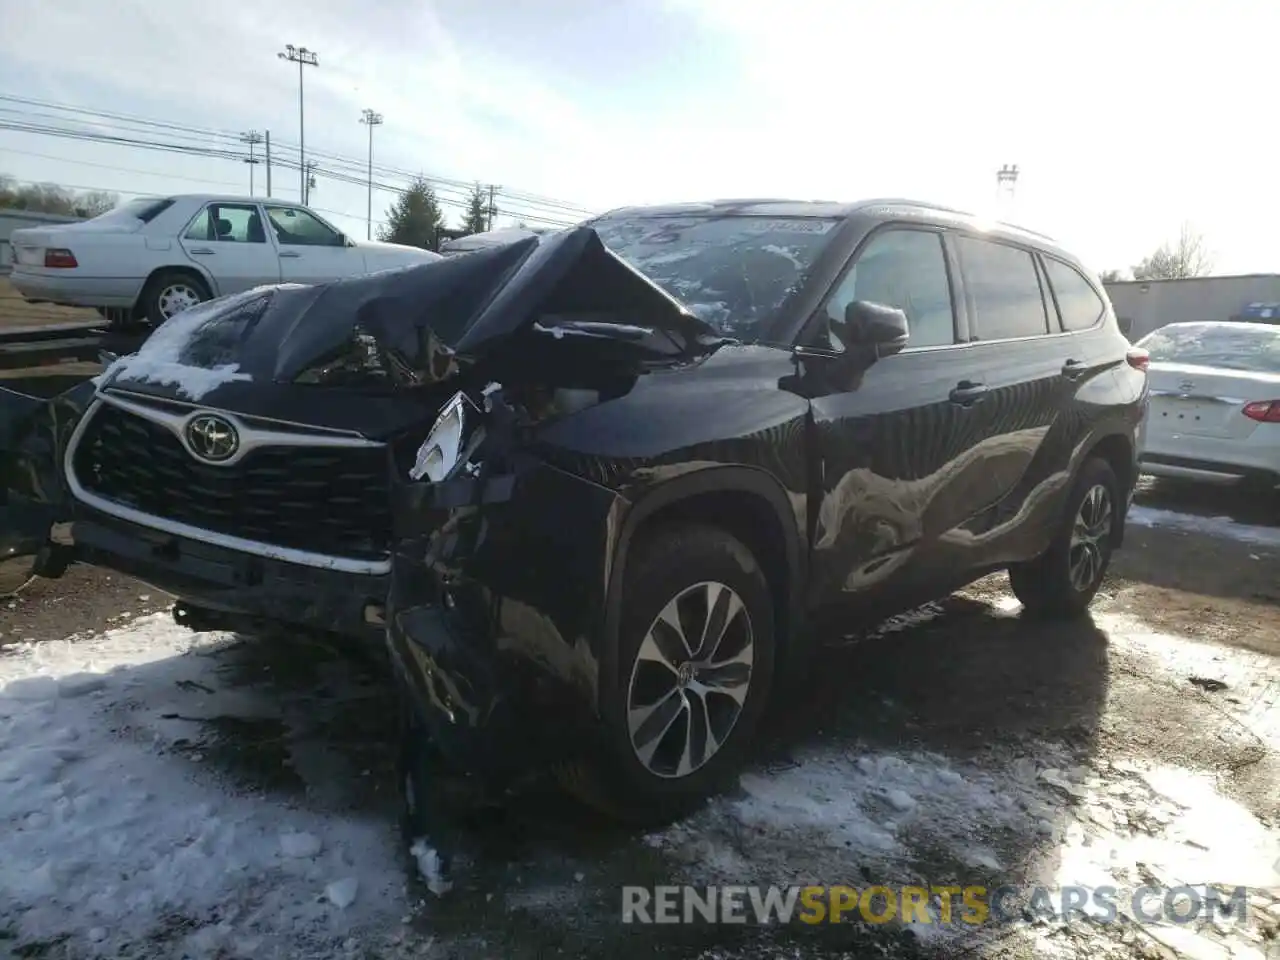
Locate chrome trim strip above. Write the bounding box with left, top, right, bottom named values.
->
left=102, top=387, right=372, bottom=439
left=1148, top=390, right=1248, bottom=405
left=64, top=398, right=392, bottom=576
left=98, top=391, right=382, bottom=468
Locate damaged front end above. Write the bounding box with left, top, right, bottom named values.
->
left=3, top=224, right=720, bottom=696
left=381, top=228, right=728, bottom=783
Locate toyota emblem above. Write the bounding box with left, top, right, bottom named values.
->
left=185, top=414, right=239, bottom=463
left=1178, top=379, right=1196, bottom=392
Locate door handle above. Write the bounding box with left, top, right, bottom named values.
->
left=278, top=251, right=301, bottom=258
left=949, top=380, right=988, bottom=406
left=188, top=248, right=215, bottom=255
left=1061, top=358, right=1087, bottom=380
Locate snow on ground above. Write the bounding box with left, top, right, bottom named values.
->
left=643, top=608, right=1280, bottom=954
left=1128, top=505, right=1280, bottom=550
left=0, top=614, right=411, bottom=958
left=3, top=595, right=1279, bottom=958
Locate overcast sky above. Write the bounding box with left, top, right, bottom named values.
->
left=0, top=0, right=1275, bottom=274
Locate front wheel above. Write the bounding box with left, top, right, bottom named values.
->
left=1008, top=457, right=1119, bottom=618
left=141, top=270, right=210, bottom=325
left=559, top=523, right=776, bottom=824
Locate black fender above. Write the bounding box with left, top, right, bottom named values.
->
left=597, top=463, right=807, bottom=711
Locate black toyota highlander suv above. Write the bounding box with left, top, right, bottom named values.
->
left=0, top=198, right=1149, bottom=824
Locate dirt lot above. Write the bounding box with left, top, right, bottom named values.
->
left=0, top=276, right=97, bottom=329
left=2, top=477, right=1279, bottom=960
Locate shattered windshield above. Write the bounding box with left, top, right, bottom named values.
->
left=591, top=215, right=840, bottom=341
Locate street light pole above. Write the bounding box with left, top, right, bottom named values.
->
left=277, top=44, right=319, bottom=202
left=359, top=109, right=384, bottom=239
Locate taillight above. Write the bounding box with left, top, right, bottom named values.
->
left=44, top=248, right=78, bottom=268
left=1243, top=400, right=1280, bottom=423
left=1125, top=348, right=1149, bottom=371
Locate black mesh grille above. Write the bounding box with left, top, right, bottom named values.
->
left=73, top=404, right=391, bottom=561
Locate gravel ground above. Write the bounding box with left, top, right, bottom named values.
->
left=2, top=476, right=1278, bottom=960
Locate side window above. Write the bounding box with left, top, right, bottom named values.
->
left=1044, top=258, right=1106, bottom=332
left=265, top=206, right=343, bottom=247
left=955, top=236, right=1048, bottom=340
left=823, top=229, right=956, bottom=349
left=183, top=204, right=265, bottom=243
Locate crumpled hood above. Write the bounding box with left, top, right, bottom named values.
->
left=100, top=226, right=716, bottom=404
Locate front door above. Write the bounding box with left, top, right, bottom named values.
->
left=263, top=205, right=365, bottom=284
left=179, top=201, right=280, bottom=296
left=804, top=226, right=1003, bottom=610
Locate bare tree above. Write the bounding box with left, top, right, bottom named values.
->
left=1131, top=223, right=1212, bottom=280
left=76, top=190, right=120, bottom=218
left=0, top=175, right=118, bottom=217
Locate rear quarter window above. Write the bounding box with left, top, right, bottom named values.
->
left=119, top=197, right=175, bottom=223
left=1044, top=258, right=1105, bottom=332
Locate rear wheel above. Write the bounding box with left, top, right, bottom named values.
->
left=559, top=524, right=776, bottom=824
left=1008, top=457, right=1119, bottom=618
left=141, top=270, right=210, bottom=325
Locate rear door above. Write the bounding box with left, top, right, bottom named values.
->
left=951, top=235, right=1084, bottom=524
left=264, top=205, right=366, bottom=284
left=178, top=201, right=280, bottom=296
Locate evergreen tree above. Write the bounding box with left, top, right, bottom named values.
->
left=379, top=176, right=444, bottom=249
left=463, top=183, right=489, bottom=234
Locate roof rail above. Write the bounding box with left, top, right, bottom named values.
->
left=853, top=197, right=975, bottom=218
left=995, top=219, right=1055, bottom=242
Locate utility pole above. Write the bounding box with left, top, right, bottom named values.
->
left=240, top=130, right=264, bottom=195
left=278, top=44, right=319, bottom=201
left=486, top=184, right=498, bottom=231
left=996, top=164, right=1019, bottom=205
left=304, top=161, right=318, bottom=205
left=264, top=131, right=272, bottom=197
left=359, top=109, right=384, bottom=239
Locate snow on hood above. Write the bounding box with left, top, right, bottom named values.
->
left=102, top=227, right=716, bottom=400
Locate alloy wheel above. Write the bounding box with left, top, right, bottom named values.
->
left=157, top=283, right=204, bottom=319
left=1069, top=483, right=1113, bottom=592
left=625, top=581, right=755, bottom=779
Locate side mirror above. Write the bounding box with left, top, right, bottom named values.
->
left=843, top=300, right=910, bottom=357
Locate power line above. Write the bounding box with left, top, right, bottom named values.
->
left=0, top=92, right=596, bottom=220
left=0, top=146, right=247, bottom=190
left=0, top=116, right=582, bottom=227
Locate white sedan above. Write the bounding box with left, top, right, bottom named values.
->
left=1137, top=320, right=1280, bottom=490
left=8, top=194, right=442, bottom=326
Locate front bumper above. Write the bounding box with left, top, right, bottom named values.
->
left=386, top=462, right=625, bottom=785
left=68, top=508, right=389, bottom=640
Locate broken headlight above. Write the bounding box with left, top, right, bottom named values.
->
left=410, top=392, right=476, bottom=483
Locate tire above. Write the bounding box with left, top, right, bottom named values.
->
left=1008, top=457, right=1119, bottom=619
left=140, top=269, right=210, bottom=325
left=559, top=523, right=776, bottom=824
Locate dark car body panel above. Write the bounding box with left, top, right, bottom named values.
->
left=2, top=200, right=1147, bottom=790
left=385, top=201, right=1146, bottom=786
